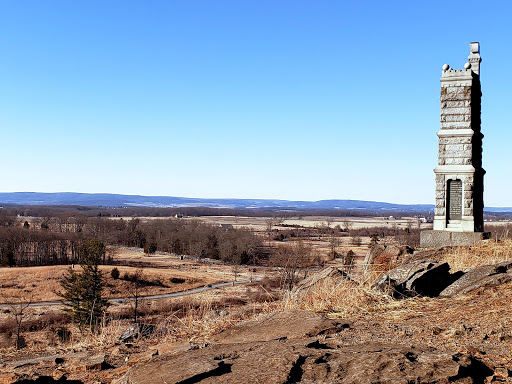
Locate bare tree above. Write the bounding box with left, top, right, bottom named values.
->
left=351, top=236, right=362, bottom=247
left=342, top=219, right=352, bottom=234
left=327, top=235, right=341, bottom=259
left=9, top=296, right=32, bottom=349
left=127, top=269, right=145, bottom=324
left=232, top=252, right=242, bottom=282
left=271, top=240, right=312, bottom=290
left=343, top=250, right=356, bottom=275
left=265, top=218, right=275, bottom=246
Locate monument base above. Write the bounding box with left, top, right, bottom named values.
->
left=420, top=230, right=490, bottom=249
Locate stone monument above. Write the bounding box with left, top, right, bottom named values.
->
left=420, top=42, right=490, bottom=248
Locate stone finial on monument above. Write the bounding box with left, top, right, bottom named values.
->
left=420, top=42, right=490, bottom=248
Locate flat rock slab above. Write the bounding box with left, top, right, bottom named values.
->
left=119, top=340, right=492, bottom=384
left=118, top=310, right=494, bottom=384
left=210, top=310, right=350, bottom=344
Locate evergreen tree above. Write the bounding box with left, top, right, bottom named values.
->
left=60, top=240, right=109, bottom=332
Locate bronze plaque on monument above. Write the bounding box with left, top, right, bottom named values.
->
left=447, top=179, right=462, bottom=220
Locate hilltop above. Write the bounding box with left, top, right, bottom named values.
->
left=2, top=241, right=512, bottom=383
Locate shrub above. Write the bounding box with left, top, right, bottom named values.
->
left=111, top=267, right=120, bottom=280
left=59, top=240, right=109, bottom=332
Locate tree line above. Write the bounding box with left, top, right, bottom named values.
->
left=0, top=211, right=263, bottom=267
left=3, top=205, right=436, bottom=220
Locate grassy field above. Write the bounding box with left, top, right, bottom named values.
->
left=0, top=247, right=269, bottom=304
left=185, top=215, right=429, bottom=231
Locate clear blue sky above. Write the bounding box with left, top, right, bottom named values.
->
left=1, top=1, right=511, bottom=206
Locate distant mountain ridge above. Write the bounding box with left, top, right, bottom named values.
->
left=0, top=192, right=510, bottom=212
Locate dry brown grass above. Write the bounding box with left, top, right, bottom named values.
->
left=153, top=292, right=265, bottom=344
left=187, top=215, right=426, bottom=231
left=0, top=264, right=221, bottom=303
left=0, top=281, right=279, bottom=355
left=282, top=277, right=393, bottom=318
left=283, top=239, right=512, bottom=320
left=0, top=245, right=268, bottom=304
left=440, top=239, right=512, bottom=271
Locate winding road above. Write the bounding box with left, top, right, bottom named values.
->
left=0, top=279, right=262, bottom=308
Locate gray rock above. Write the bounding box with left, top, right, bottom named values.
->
left=114, top=306, right=495, bottom=383
left=78, top=354, right=111, bottom=371
left=210, top=310, right=350, bottom=344
left=292, top=267, right=351, bottom=295
left=440, top=261, right=512, bottom=297
left=119, top=323, right=157, bottom=343
left=372, top=261, right=463, bottom=298
left=362, top=245, right=412, bottom=276
left=118, top=339, right=493, bottom=384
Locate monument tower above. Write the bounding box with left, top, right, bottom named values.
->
left=420, top=42, right=489, bottom=247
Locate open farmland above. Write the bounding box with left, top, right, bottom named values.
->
left=189, top=215, right=430, bottom=231
left=0, top=247, right=270, bottom=305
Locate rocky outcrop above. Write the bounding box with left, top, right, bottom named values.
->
left=440, top=261, right=512, bottom=297
left=119, top=323, right=157, bottom=343
left=362, top=245, right=412, bottom=276
left=291, top=267, right=352, bottom=295
left=372, top=261, right=463, bottom=298
left=210, top=310, right=350, bottom=344
left=118, top=310, right=493, bottom=384
left=373, top=259, right=512, bottom=299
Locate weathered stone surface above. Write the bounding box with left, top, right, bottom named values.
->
left=441, top=149, right=472, bottom=158
left=439, top=137, right=472, bottom=145
left=443, top=157, right=471, bottom=165
left=443, top=100, right=470, bottom=108
left=119, top=323, right=157, bottom=343
left=441, top=107, right=471, bottom=115
left=362, top=245, right=385, bottom=275
left=420, top=230, right=490, bottom=248
left=0, top=373, right=16, bottom=384
left=440, top=121, right=472, bottom=129
left=292, top=267, right=351, bottom=294
left=210, top=310, right=349, bottom=344
left=440, top=261, right=512, bottom=297
left=444, top=143, right=464, bottom=151
left=9, top=375, right=83, bottom=383
left=372, top=261, right=462, bottom=298
left=362, top=245, right=411, bottom=277
left=435, top=207, right=446, bottom=216
left=118, top=325, right=493, bottom=384
left=441, top=115, right=468, bottom=122
left=463, top=208, right=474, bottom=216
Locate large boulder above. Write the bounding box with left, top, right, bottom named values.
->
left=362, top=245, right=413, bottom=276
left=291, top=267, right=352, bottom=295
left=372, top=261, right=463, bottom=298
left=440, top=261, right=512, bottom=297
left=119, top=323, right=157, bottom=343
left=362, top=245, right=386, bottom=275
